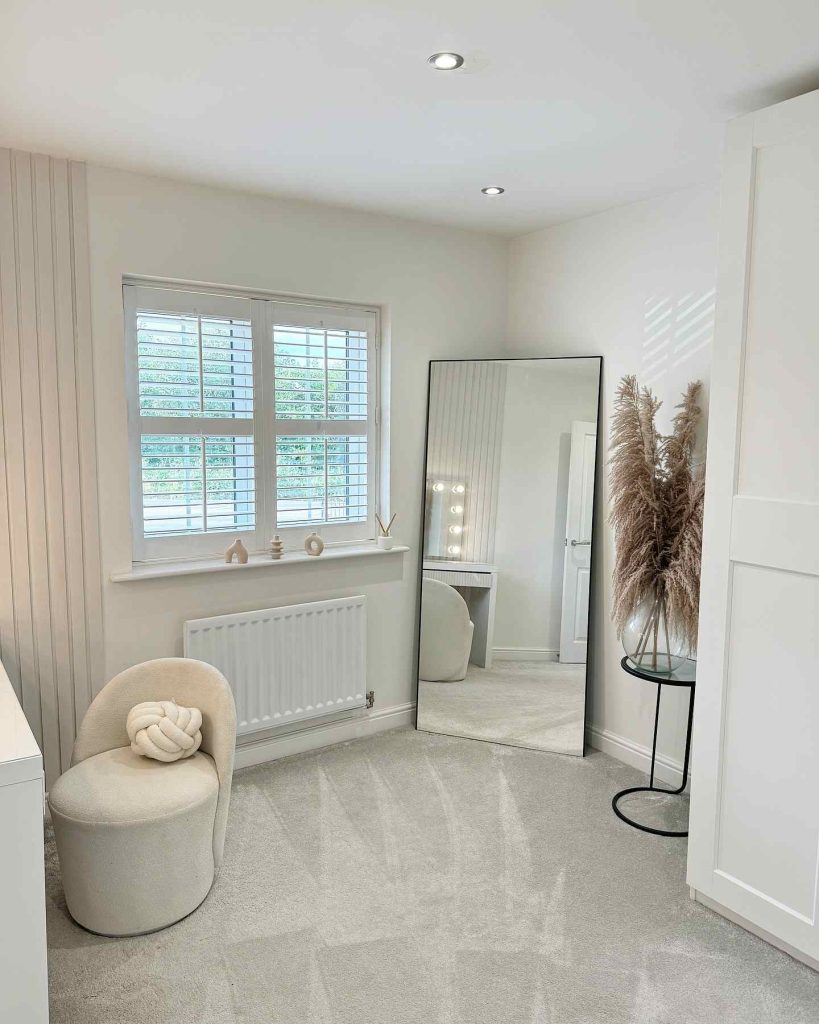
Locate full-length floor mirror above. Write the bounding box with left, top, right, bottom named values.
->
left=416, top=357, right=602, bottom=755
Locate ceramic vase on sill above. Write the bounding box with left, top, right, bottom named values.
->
left=304, top=532, right=324, bottom=556
left=622, top=587, right=688, bottom=675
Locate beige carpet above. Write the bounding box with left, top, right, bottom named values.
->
left=417, top=660, right=586, bottom=754
left=45, top=728, right=819, bottom=1023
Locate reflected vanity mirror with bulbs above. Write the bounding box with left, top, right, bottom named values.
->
left=416, top=357, right=602, bottom=755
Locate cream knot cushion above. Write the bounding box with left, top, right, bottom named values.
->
left=126, top=700, right=203, bottom=762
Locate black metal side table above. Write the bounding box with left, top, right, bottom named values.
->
left=611, top=656, right=696, bottom=838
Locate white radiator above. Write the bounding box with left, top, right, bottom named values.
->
left=184, top=596, right=368, bottom=738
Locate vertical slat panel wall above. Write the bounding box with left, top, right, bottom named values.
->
left=426, top=361, right=507, bottom=562
left=0, top=149, right=103, bottom=785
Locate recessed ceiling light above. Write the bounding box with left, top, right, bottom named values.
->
left=481, top=186, right=505, bottom=196
left=428, top=52, right=464, bottom=71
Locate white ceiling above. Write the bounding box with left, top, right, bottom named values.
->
left=2, top=1, right=819, bottom=235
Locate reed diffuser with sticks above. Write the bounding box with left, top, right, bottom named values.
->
left=375, top=512, right=397, bottom=550
left=609, top=376, right=705, bottom=674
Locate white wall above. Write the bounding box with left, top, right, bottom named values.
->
left=6, top=151, right=716, bottom=777
left=494, top=363, right=598, bottom=656
left=85, top=165, right=508, bottom=749
left=506, top=186, right=718, bottom=775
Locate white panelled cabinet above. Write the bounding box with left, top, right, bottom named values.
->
left=0, top=662, right=49, bottom=1022
left=687, top=89, right=819, bottom=968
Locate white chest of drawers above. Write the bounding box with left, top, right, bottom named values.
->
left=0, top=662, right=49, bottom=1024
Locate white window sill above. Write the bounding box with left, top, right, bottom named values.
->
left=110, top=542, right=409, bottom=582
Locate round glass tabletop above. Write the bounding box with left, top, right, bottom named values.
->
left=620, top=655, right=696, bottom=686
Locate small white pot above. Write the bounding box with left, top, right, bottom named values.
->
left=377, top=535, right=395, bottom=550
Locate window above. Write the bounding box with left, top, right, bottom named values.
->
left=125, top=285, right=379, bottom=560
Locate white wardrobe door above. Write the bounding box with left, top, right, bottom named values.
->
left=687, top=89, right=819, bottom=965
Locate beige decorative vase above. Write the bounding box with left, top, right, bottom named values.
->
left=224, top=538, right=249, bottom=564
left=304, top=532, right=324, bottom=557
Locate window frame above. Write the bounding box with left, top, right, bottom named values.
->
left=124, top=282, right=381, bottom=563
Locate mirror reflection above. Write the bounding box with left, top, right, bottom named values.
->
left=417, top=357, right=601, bottom=755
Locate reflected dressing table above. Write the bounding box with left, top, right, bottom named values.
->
left=422, top=559, right=497, bottom=669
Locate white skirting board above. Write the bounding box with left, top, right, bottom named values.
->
left=233, top=703, right=684, bottom=781
left=492, top=647, right=558, bottom=662
left=233, top=700, right=679, bottom=785
left=233, top=700, right=415, bottom=770
left=586, top=724, right=688, bottom=790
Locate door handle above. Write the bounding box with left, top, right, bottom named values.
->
left=570, top=539, right=591, bottom=547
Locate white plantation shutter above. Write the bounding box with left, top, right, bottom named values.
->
left=271, top=306, right=374, bottom=534
left=125, top=287, right=378, bottom=560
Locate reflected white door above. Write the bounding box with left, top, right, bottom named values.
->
left=687, top=89, right=819, bottom=965
left=559, top=421, right=596, bottom=663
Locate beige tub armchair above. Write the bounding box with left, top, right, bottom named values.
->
left=419, top=578, right=474, bottom=682
left=48, top=658, right=236, bottom=937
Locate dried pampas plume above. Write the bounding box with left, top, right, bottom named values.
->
left=609, top=377, right=661, bottom=636
left=663, top=469, right=705, bottom=650
left=609, top=376, right=705, bottom=653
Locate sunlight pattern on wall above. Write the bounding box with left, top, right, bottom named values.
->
left=642, top=288, right=716, bottom=387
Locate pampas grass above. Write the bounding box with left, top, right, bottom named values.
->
left=609, top=376, right=704, bottom=656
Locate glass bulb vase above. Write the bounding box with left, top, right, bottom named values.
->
left=622, top=590, right=688, bottom=675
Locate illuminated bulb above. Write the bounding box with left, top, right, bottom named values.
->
left=452, top=483, right=465, bottom=494
left=451, top=505, right=464, bottom=515
left=432, top=482, right=445, bottom=492
left=428, top=52, right=464, bottom=71
left=447, top=544, right=461, bottom=556
left=449, top=525, right=463, bottom=535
